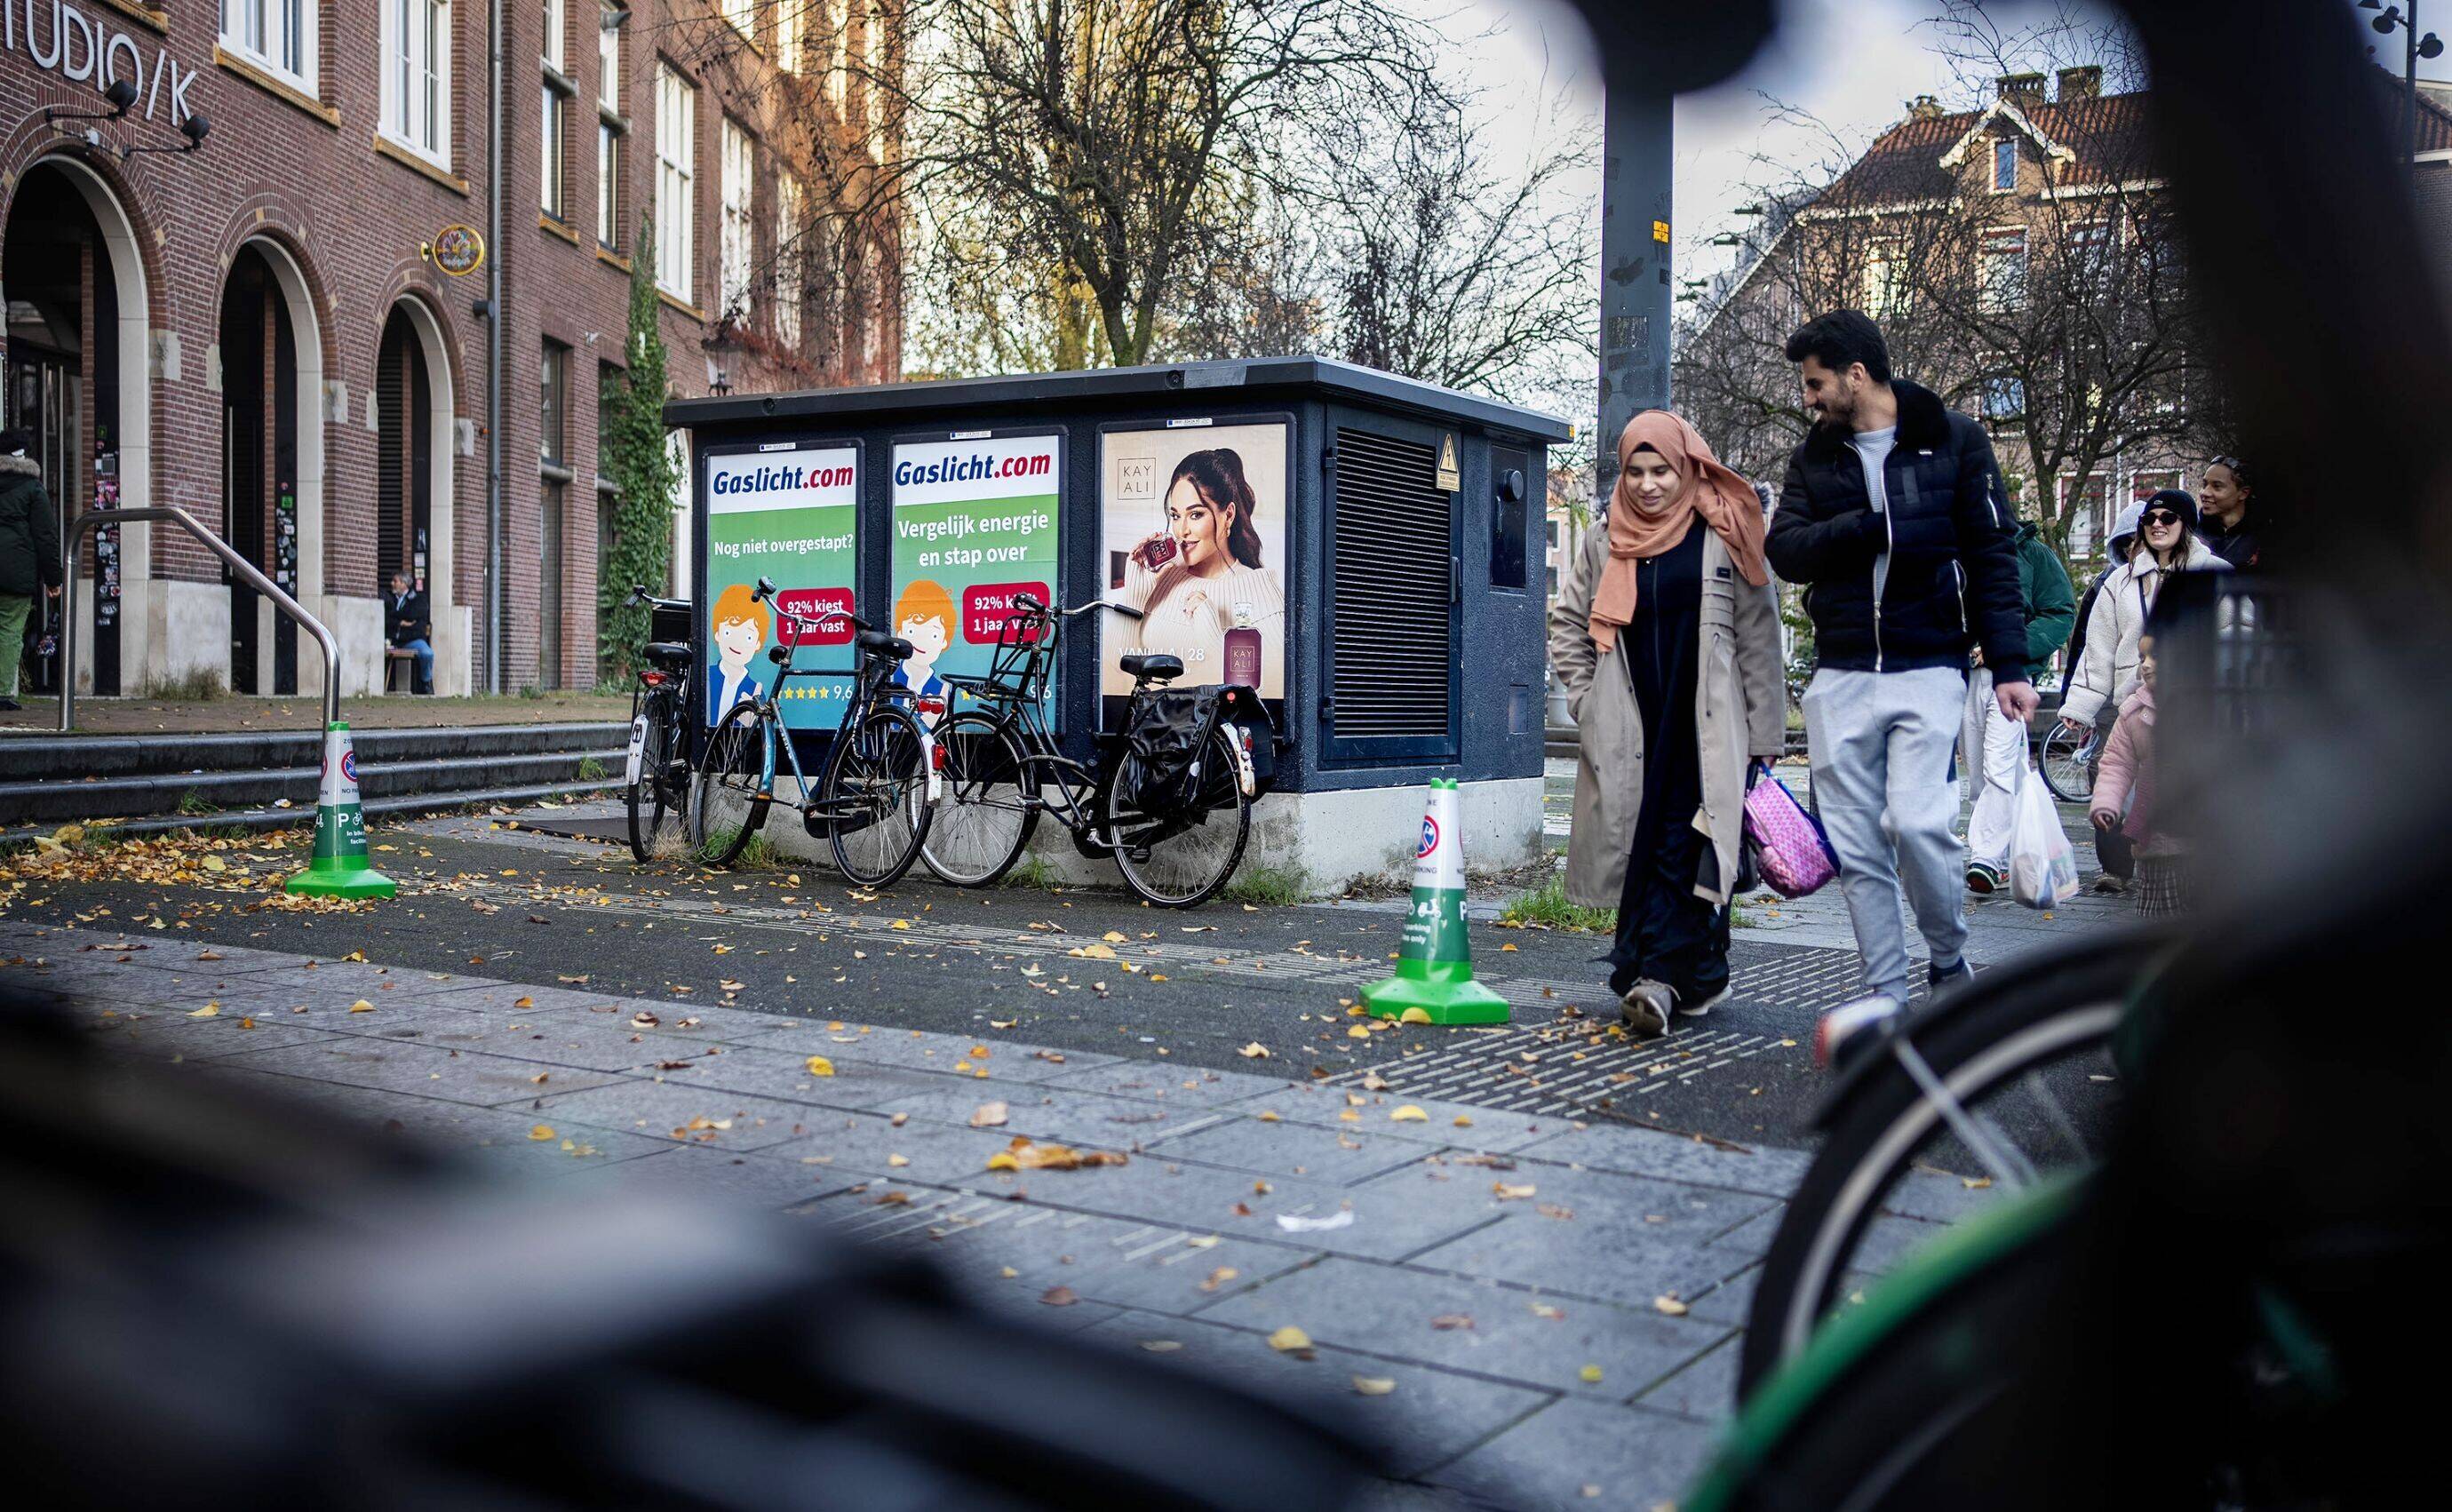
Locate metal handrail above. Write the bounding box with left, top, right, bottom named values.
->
left=59, top=506, right=342, bottom=732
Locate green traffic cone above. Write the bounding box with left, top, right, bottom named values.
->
left=1359, top=779, right=1508, bottom=1025
left=285, top=721, right=397, bottom=900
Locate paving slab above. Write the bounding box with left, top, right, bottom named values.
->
left=784, top=1021, right=1128, bottom=1083
left=212, top=1035, right=629, bottom=1110
left=75, top=1008, right=338, bottom=1062
left=1633, top=1333, right=1744, bottom=1425
left=649, top=1042, right=1014, bottom=1115
left=875, top=1078, right=1238, bottom=1148
left=935, top=1150, right=1513, bottom=1266
left=557, top=1143, right=869, bottom=1207
left=1072, top=1308, right=1555, bottom=1480
left=1223, top=1083, right=1572, bottom=1156
left=1192, top=1255, right=1733, bottom=1403
left=1392, top=1163, right=1778, bottom=1312
left=1140, top=1117, right=1451, bottom=1187
left=760, top=1108, right=1035, bottom=1185
left=831, top=1196, right=1325, bottom=1317
left=1034, top=1056, right=1285, bottom=1110
left=1509, top=1119, right=1813, bottom=1198
left=188, top=1063, right=672, bottom=1176
left=1431, top=1395, right=1718, bottom=1512
left=527, top=1076, right=829, bottom=1151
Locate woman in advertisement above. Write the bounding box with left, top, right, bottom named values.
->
left=1548, top=411, right=1785, bottom=1039
left=1114, top=449, right=1284, bottom=687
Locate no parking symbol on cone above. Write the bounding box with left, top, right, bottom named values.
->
left=1358, top=779, right=1508, bottom=1026
left=284, top=722, right=396, bottom=900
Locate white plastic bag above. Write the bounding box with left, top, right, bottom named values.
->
left=2006, top=760, right=2081, bottom=911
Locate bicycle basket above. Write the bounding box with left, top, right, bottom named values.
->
left=1118, top=688, right=1218, bottom=818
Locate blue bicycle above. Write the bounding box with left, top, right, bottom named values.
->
left=686, top=577, right=935, bottom=884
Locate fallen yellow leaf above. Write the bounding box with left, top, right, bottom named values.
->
left=1238, top=1042, right=1271, bottom=1059
left=1579, top=1364, right=1604, bottom=1384
left=1347, top=1024, right=1371, bottom=1039
left=1653, top=1295, right=1690, bottom=1317
left=348, top=999, right=375, bottom=1014
left=1389, top=1105, right=1429, bottom=1122
left=985, top=1150, right=1022, bottom=1172
left=970, top=1101, right=1009, bottom=1127
left=1268, top=1325, right=1314, bottom=1353
left=1352, top=1376, right=1397, bottom=1397
left=529, top=1125, right=557, bottom=1142
left=1453, top=1115, right=1474, bottom=1127
left=806, top=1055, right=836, bottom=1076
left=1399, top=1007, right=1434, bottom=1024
left=188, top=1004, right=220, bottom=1018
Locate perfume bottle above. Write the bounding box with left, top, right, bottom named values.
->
left=1223, top=603, right=1262, bottom=688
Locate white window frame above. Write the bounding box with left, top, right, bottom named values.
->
left=1978, top=226, right=2027, bottom=314
left=775, top=177, right=804, bottom=347
left=596, top=7, right=625, bottom=249
left=1990, top=136, right=2018, bottom=194
left=221, top=0, right=318, bottom=94
left=655, top=64, right=696, bottom=302
left=776, top=0, right=803, bottom=72
left=1862, top=238, right=1907, bottom=317
left=381, top=0, right=452, bottom=168
left=862, top=1, right=886, bottom=131
left=543, top=0, right=568, bottom=72
left=2061, top=473, right=2111, bottom=559
left=723, top=0, right=757, bottom=43
left=720, top=119, right=756, bottom=321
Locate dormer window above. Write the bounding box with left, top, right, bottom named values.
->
left=1991, top=137, right=2018, bottom=192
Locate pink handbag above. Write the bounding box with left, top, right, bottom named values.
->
left=1742, top=772, right=1841, bottom=898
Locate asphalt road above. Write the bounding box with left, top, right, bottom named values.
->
left=3, top=815, right=1859, bottom=1152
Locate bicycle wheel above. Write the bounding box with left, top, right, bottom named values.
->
left=687, top=701, right=769, bottom=869
left=1107, top=725, right=1251, bottom=908
left=823, top=707, right=933, bottom=887
left=920, top=712, right=1038, bottom=887
left=1692, top=1182, right=2083, bottom=1512
left=1735, top=927, right=2179, bottom=1401
left=627, top=696, right=691, bottom=863
left=2038, top=721, right=2094, bottom=802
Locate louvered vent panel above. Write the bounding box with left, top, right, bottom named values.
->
left=1331, top=428, right=1453, bottom=740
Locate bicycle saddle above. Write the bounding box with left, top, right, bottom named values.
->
left=1120, top=653, right=1184, bottom=682
left=858, top=630, right=915, bottom=661
left=642, top=641, right=695, bottom=664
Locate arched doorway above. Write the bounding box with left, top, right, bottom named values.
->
left=3, top=160, right=140, bottom=697
left=219, top=238, right=325, bottom=696
left=376, top=298, right=460, bottom=695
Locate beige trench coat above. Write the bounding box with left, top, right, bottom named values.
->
left=1547, top=521, right=1786, bottom=910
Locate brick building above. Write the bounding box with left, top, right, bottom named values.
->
left=3, top=1, right=901, bottom=702
left=1683, top=64, right=2452, bottom=567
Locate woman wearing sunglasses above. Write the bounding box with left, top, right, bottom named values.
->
left=2057, top=488, right=2227, bottom=892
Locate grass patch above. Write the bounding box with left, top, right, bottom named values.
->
left=1005, top=852, right=1063, bottom=891
left=577, top=755, right=611, bottom=781
left=1222, top=863, right=1308, bottom=906
left=734, top=833, right=783, bottom=870
left=137, top=668, right=227, bottom=701
left=176, top=788, right=218, bottom=816
left=1498, top=875, right=1617, bottom=933
left=518, top=684, right=546, bottom=700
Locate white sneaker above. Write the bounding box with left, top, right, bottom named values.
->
left=1620, top=980, right=1675, bottom=1038
left=1677, top=985, right=1731, bottom=1018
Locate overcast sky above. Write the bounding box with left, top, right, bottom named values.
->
left=1460, top=0, right=2450, bottom=294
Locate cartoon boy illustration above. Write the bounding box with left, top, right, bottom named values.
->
left=707, top=581, right=770, bottom=725
left=891, top=579, right=954, bottom=727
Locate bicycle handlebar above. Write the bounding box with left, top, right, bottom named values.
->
left=1013, top=592, right=1141, bottom=622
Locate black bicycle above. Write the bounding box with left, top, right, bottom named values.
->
left=620, top=585, right=697, bottom=863
left=687, top=577, right=935, bottom=885
left=919, top=593, right=1256, bottom=908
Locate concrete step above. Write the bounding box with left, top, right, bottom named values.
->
left=1, top=779, right=624, bottom=848
left=0, top=720, right=631, bottom=783
left=0, top=744, right=627, bottom=826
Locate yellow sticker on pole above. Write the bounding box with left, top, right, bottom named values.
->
left=1652, top=219, right=1671, bottom=243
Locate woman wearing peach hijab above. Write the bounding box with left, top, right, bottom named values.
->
left=1546, top=411, right=1786, bottom=1037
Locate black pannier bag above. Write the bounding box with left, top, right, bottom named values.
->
left=1118, top=688, right=1220, bottom=816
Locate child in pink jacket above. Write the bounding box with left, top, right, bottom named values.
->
left=2089, top=641, right=2180, bottom=917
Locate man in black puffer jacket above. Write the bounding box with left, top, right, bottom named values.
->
left=0, top=428, right=62, bottom=712
left=1767, top=312, right=2038, bottom=1008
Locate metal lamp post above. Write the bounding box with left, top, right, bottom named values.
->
left=2363, top=1, right=2447, bottom=186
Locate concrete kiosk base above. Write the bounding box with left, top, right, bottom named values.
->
left=747, top=774, right=1545, bottom=899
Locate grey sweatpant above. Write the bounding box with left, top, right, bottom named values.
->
left=1802, top=665, right=1970, bottom=1001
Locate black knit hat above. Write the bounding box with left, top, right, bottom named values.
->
left=2142, top=488, right=2198, bottom=524
left=0, top=428, right=30, bottom=458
